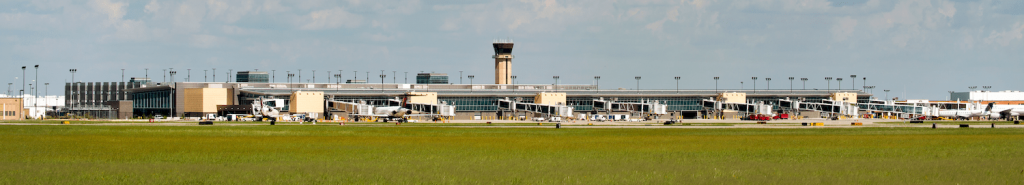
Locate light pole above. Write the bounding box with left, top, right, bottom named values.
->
left=379, top=73, right=386, bottom=92
left=837, top=78, right=843, bottom=91
left=287, top=73, right=294, bottom=92
left=460, top=71, right=463, bottom=84
left=162, top=69, right=167, bottom=82
left=553, top=76, right=560, bottom=92
left=297, top=69, right=301, bottom=84
left=365, top=71, right=369, bottom=82
left=825, top=77, right=833, bottom=93
left=404, top=72, right=408, bottom=83
left=751, top=77, right=757, bottom=93
left=327, top=71, right=331, bottom=84
left=228, top=69, right=232, bottom=83
left=313, top=70, right=316, bottom=83
left=170, top=71, right=177, bottom=83
left=468, top=75, right=475, bottom=92
left=788, top=77, right=794, bottom=93
left=511, top=75, right=517, bottom=93
left=862, top=77, right=866, bottom=91
left=850, top=75, right=856, bottom=90
left=594, top=76, right=601, bottom=93
left=272, top=70, right=276, bottom=83
left=714, top=77, right=720, bottom=94
left=145, top=68, right=149, bottom=80
left=44, top=83, right=48, bottom=119
left=634, top=76, right=641, bottom=94
left=353, top=71, right=357, bottom=82
left=204, top=70, right=209, bottom=82
left=334, top=74, right=341, bottom=91
left=69, top=69, right=76, bottom=109
left=121, top=69, right=125, bottom=83
left=801, top=78, right=808, bottom=90
left=187, top=69, right=191, bottom=82
left=741, top=81, right=744, bottom=90
left=21, top=66, right=26, bottom=97
left=338, top=70, right=343, bottom=84
left=34, top=65, right=38, bottom=111
left=766, top=77, right=772, bottom=90
left=674, top=76, right=681, bottom=93
left=6, top=83, right=11, bottom=96
left=212, top=68, right=216, bottom=83
left=392, top=71, right=396, bottom=83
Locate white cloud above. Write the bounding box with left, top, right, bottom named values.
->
left=298, top=8, right=362, bottom=30
left=190, top=34, right=221, bottom=48
left=170, top=1, right=207, bottom=33
left=145, top=0, right=161, bottom=14
left=89, top=0, right=128, bottom=25
left=832, top=16, right=858, bottom=41
left=206, top=0, right=256, bottom=23
left=985, top=22, right=1024, bottom=46
left=222, top=25, right=263, bottom=35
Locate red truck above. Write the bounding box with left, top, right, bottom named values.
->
left=772, top=113, right=789, bottom=120
left=745, top=114, right=771, bottom=121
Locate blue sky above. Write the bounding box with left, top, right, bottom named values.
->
left=1, top=0, right=1022, bottom=100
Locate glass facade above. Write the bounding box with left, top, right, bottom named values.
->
left=236, top=71, right=269, bottom=83
left=416, top=73, right=449, bottom=84
left=132, top=89, right=173, bottom=116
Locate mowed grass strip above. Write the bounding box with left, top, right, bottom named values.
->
left=0, top=126, right=1022, bottom=184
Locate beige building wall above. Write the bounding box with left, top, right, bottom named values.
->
left=831, top=92, right=858, bottom=103
left=405, top=92, right=437, bottom=104
left=0, top=98, right=24, bottom=120
left=183, top=88, right=234, bottom=113
left=290, top=91, right=324, bottom=113
left=535, top=92, right=566, bottom=105
left=495, top=55, right=511, bottom=84
left=719, top=92, right=747, bottom=103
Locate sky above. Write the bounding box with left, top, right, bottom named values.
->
left=1, top=0, right=1022, bottom=100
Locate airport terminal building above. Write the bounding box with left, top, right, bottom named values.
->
left=117, top=81, right=870, bottom=120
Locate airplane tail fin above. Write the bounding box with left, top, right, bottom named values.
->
left=985, top=102, right=994, bottom=112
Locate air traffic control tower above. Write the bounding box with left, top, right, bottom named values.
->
left=493, top=39, right=514, bottom=84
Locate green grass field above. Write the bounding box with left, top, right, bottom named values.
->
left=0, top=125, right=1022, bottom=184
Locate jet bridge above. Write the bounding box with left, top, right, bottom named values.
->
left=329, top=98, right=455, bottom=117
left=778, top=98, right=859, bottom=117
left=497, top=98, right=573, bottom=117
left=593, top=98, right=668, bottom=115
left=855, top=100, right=930, bottom=118
left=700, top=98, right=773, bottom=115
